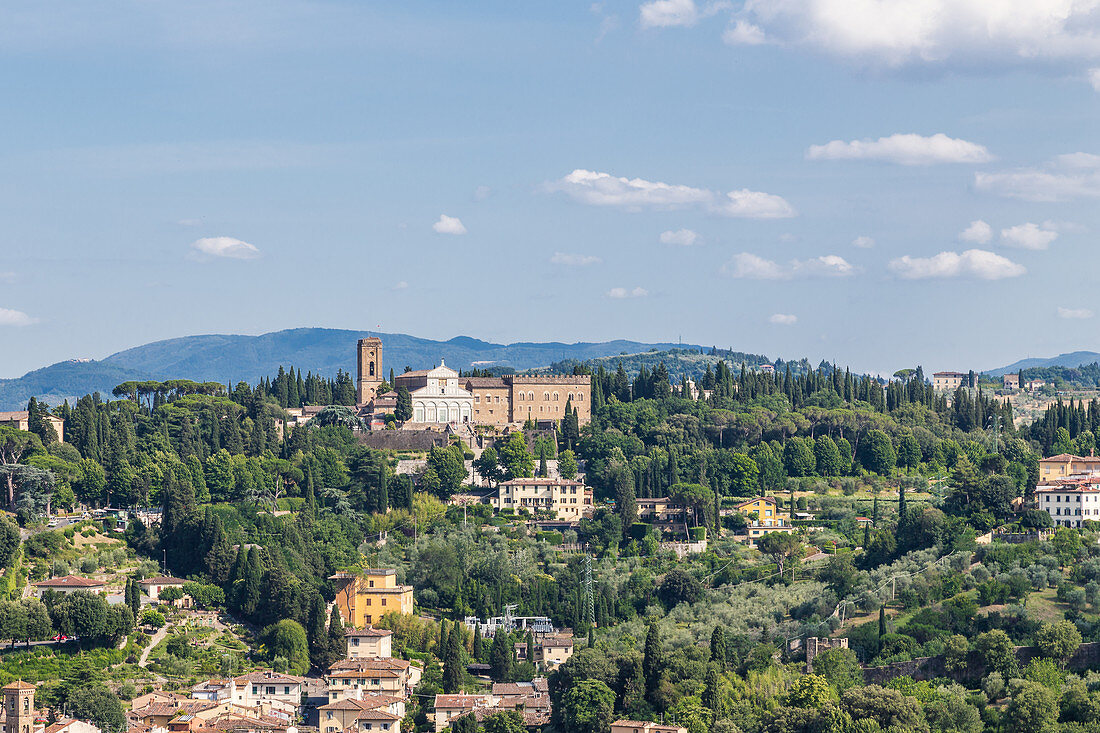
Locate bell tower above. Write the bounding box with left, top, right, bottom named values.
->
left=3, top=681, right=35, bottom=733
left=356, top=337, right=384, bottom=405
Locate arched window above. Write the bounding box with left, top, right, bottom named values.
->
left=577, top=392, right=584, bottom=401
left=553, top=392, right=559, bottom=401
left=543, top=392, right=550, bottom=401
left=528, top=392, right=534, bottom=400
left=369, top=362, right=375, bottom=376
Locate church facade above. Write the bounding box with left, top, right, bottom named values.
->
left=356, top=338, right=591, bottom=427
left=393, top=361, right=474, bottom=425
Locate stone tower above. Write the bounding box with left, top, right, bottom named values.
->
left=356, top=337, right=384, bottom=405
left=3, top=680, right=35, bottom=733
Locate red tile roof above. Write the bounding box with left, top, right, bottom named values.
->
left=32, top=575, right=104, bottom=588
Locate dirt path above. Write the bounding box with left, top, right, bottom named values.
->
left=139, top=624, right=169, bottom=667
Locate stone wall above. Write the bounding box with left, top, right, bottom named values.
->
left=357, top=430, right=448, bottom=451
left=862, top=641, right=1100, bottom=685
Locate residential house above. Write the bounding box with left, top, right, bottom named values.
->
left=345, top=627, right=393, bottom=660
left=318, top=696, right=404, bottom=733
left=325, top=659, right=412, bottom=702
left=489, top=479, right=592, bottom=521
left=1039, top=453, right=1100, bottom=480
left=330, top=570, right=414, bottom=627
left=230, top=672, right=305, bottom=713
left=31, top=575, right=105, bottom=598
left=432, top=695, right=496, bottom=733
left=0, top=412, right=65, bottom=443
left=610, top=722, right=688, bottom=733
left=735, top=497, right=796, bottom=547
left=139, top=576, right=188, bottom=601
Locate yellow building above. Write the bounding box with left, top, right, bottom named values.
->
left=491, top=479, right=593, bottom=520
left=330, top=570, right=414, bottom=628
left=735, top=497, right=796, bottom=548
left=1040, top=453, right=1100, bottom=480
left=735, top=496, right=789, bottom=526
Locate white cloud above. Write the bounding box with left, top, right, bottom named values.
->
left=976, top=152, right=1100, bottom=201
left=608, top=286, right=649, bottom=298
left=888, top=249, right=1025, bottom=280
left=723, top=20, right=766, bottom=45
left=474, top=185, right=491, bottom=200
left=722, top=252, right=855, bottom=279
left=852, top=236, right=875, bottom=248
left=660, top=229, right=699, bottom=246
left=959, top=220, right=993, bottom=244
left=1091, top=68, right=1100, bottom=91
left=1000, top=222, right=1058, bottom=250
left=640, top=0, right=697, bottom=28
left=391, top=281, right=409, bottom=290
left=190, top=236, right=260, bottom=260
left=714, top=189, right=796, bottom=218
left=0, top=307, right=37, bottom=327
left=551, top=252, right=602, bottom=266
left=1058, top=306, right=1094, bottom=319
left=807, top=133, right=993, bottom=165
left=719, top=1, right=1100, bottom=73
left=432, top=214, right=467, bottom=235
left=769, top=313, right=798, bottom=325
left=549, top=169, right=795, bottom=218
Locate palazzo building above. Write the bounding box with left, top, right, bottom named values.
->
left=393, top=361, right=474, bottom=425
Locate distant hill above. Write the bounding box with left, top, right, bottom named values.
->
left=0, top=328, right=707, bottom=410
left=986, top=351, right=1100, bottom=377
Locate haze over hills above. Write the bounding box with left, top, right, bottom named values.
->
left=0, top=328, right=706, bottom=410
left=986, top=351, right=1100, bottom=377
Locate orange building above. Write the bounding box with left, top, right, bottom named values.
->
left=330, top=570, right=414, bottom=627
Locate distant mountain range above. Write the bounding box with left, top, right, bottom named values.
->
left=0, top=328, right=706, bottom=410
left=986, top=351, right=1100, bottom=377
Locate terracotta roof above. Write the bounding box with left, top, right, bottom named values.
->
left=329, top=658, right=409, bottom=672
left=540, top=635, right=574, bottom=648
left=233, top=671, right=305, bottom=685
left=433, top=695, right=493, bottom=710
left=1, top=680, right=35, bottom=691
left=139, top=576, right=188, bottom=586
left=735, top=496, right=777, bottom=509
left=0, top=412, right=29, bottom=421
left=353, top=710, right=399, bottom=722
left=464, top=378, right=507, bottom=388
left=32, top=575, right=104, bottom=588
left=345, top=627, right=392, bottom=637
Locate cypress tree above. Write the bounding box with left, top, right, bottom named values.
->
left=710, top=625, right=726, bottom=668
left=643, top=622, right=662, bottom=697
left=327, top=605, right=346, bottom=662
left=878, top=606, right=887, bottom=639
left=307, top=594, right=329, bottom=670
left=472, top=624, right=483, bottom=662
left=443, top=622, right=463, bottom=692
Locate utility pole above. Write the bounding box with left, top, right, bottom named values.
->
left=584, top=547, right=594, bottom=630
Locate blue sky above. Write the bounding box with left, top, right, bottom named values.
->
left=2, top=0, right=1100, bottom=379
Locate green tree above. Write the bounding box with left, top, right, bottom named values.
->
left=558, top=450, right=578, bottom=480
left=473, top=447, right=504, bottom=487
left=783, top=674, right=833, bottom=708
left=860, top=430, right=896, bottom=474
left=489, top=630, right=514, bottom=682
left=327, top=605, right=346, bottom=664
left=897, top=432, right=921, bottom=469
left=1035, top=620, right=1082, bottom=669
left=443, top=620, right=464, bottom=693
left=559, top=679, right=615, bottom=733
left=498, top=434, right=534, bottom=480
left=811, top=647, right=863, bottom=692
left=481, top=711, right=525, bottom=733
left=783, top=438, right=816, bottom=477
left=67, top=684, right=126, bottom=732
left=643, top=621, right=663, bottom=697
left=395, top=386, right=413, bottom=422
left=759, top=531, right=802, bottom=580
left=814, top=436, right=844, bottom=476
left=974, top=629, right=1017, bottom=678
left=710, top=625, right=726, bottom=668
left=657, top=569, right=702, bottom=609
left=263, top=619, right=310, bottom=675
left=1005, top=681, right=1058, bottom=732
